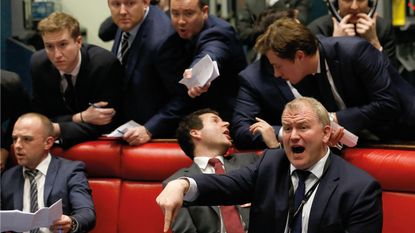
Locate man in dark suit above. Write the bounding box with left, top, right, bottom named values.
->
left=157, top=97, right=383, bottom=233
left=108, top=0, right=182, bottom=146
left=163, top=109, right=259, bottom=232
left=1, top=113, right=95, bottom=232
left=255, top=18, right=415, bottom=141
left=307, top=0, right=397, bottom=67
left=163, top=0, right=247, bottom=124
left=31, top=12, right=123, bottom=148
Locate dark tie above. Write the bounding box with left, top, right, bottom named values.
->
left=63, top=74, right=76, bottom=109
left=208, top=158, right=245, bottom=233
left=120, top=32, right=130, bottom=65
left=293, top=170, right=311, bottom=233
left=25, top=169, right=40, bottom=233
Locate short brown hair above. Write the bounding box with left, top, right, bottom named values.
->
left=38, top=12, right=81, bottom=39
left=255, top=18, right=318, bottom=61
left=176, top=108, right=219, bottom=159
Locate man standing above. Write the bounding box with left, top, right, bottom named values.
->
left=256, top=18, right=415, bottom=140
left=157, top=97, right=382, bottom=233
left=1, top=113, right=95, bottom=232
left=31, top=12, right=123, bottom=148
left=163, top=0, right=247, bottom=123
left=108, top=0, right=181, bottom=145
left=164, top=109, right=259, bottom=232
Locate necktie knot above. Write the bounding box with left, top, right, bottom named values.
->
left=208, top=158, right=225, bottom=174
left=25, top=169, right=39, bottom=180
left=296, top=170, right=311, bottom=183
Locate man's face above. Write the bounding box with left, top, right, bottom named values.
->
left=192, top=113, right=232, bottom=154
left=281, top=104, right=330, bottom=170
left=265, top=50, right=305, bottom=84
left=12, top=117, right=54, bottom=170
left=170, top=0, right=208, bottom=39
left=338, top=0, right=370, bottom=23
left=108, top=0, right=150, bottom=32
left=42, top=29, right=81, bottom=74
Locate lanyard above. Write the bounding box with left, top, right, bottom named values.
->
left=287, top=156, right=331, bottom=232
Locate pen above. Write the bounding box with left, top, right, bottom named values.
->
left=89, top=102, right=102, bottom=108
left=117, top=129, right=126, bottom=135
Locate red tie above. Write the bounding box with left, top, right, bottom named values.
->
left=208, top=158, right=245, bottom=233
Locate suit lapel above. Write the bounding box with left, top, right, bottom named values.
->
left=14, top=168, right=25, bottom=210
left=307, top=154, right=339, bottom=233
left=44, top=157, right=60, bottom=205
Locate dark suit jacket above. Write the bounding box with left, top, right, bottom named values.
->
left=298, top=36, right=415, bottom=139
left=189, top=149, right=383, bottom=233
left=164, top=154, right=259, bottom=233
left=111, top=5, right=185, bottom=138
left=307, top=14, right=397, bottom=67
left=160, top=15, right=247, bottom=123
left=30, top=44, right=123, bottom=148
left=1, top=156, right=96, bottom=232
left=232, top=56, right=294, bottom=150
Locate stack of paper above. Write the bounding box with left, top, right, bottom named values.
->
left=1, top=199, right=62, bottom=232
left=179, top=54, right=220, bottom=89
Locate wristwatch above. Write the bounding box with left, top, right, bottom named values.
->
left=69, top=217, right=79, bottom=233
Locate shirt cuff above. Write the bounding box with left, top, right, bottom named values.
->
left=182, top=177, right=198, bottom=202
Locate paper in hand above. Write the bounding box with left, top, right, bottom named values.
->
left=104, top=120, right=142, bottom=137
left=179, top=54, right=220, bottom=89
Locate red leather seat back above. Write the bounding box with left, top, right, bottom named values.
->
left=89, top=179, right=121, bottom=233
left=382, top=191, right=415, bottom=233
left=121, top=142, right=192, bottom=181
left=118, top=182, right=171, bottom=233
left=56, top=140, right=122, bottom=177
left=343, top=148, right=415, bottom=192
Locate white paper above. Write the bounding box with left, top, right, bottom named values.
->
left=179, top=54, right=220, bottom=89
left=103, top=120, right=142, bottom=137
left=0, top=199, right=62, bottom=232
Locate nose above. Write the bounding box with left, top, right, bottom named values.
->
left=120, top=4, right=128, bottom=14
left=178, top=15, right=186, bottom=25
left=223, top=121, right=230, bottom=128
left=53, top=47, right=63, bottom=59
left=14, top=138, right=22, bottom=149
left=290, top=128, right=300, bottom=140
left=273, top=68, right=282, bottom=78
left=350, top=0, right=358, bottom=10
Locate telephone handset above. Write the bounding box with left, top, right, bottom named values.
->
left=325, top=0, right=378, bottom=22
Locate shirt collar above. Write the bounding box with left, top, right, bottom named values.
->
left=23, top=153, right=52, bottom=177
left=194, top=156, right=225, bottom=170
left=290, top=148, right=330, bottom=179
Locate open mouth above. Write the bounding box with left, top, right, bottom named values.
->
left=291, top=146, right=305, bottom=154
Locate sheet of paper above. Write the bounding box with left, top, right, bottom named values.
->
left=0, top=199, right=62, bottom=232
left=179, top=54, right=220, bottom=89
left=103, top=120, right=142, bottom=137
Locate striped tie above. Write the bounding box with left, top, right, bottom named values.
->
left=25, top=169, right=40, bottom=233
left=120, top=32, right=130, bottom=65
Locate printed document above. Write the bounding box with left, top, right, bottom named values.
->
left=0, top=199, right=62, bottom=232
left=179, top=54, right=219, bottom=89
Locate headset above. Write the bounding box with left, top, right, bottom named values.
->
left=326, top=0, right=378, bottom=22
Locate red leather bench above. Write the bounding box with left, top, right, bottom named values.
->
left=54, top=140, right=414, bottom=233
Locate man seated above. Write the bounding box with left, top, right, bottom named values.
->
left=157, top=97, right=383, bottom=233
left=31, top=12, right=123, bottom=148
left=1, top=113, right=96, bottom=232
left=308, top=0, right=398, bottom=67
left=164, top=108, right=260, bottom=232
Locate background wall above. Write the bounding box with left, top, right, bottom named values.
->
left=62, top=0, right=113, bottom=50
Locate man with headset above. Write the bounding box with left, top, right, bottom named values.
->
left=308, top=0, right=397, bottom=67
